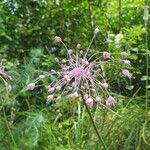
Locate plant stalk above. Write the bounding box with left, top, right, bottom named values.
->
left=80, top=92, right=108, bottom=150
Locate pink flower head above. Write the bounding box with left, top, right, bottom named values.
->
left=120, top=60, right=131, bottom=65
left=122, top=69, right=132, bottom=79
left=120, top=52, right=129, bottom=57
left=54, top=36, right=62, bottom=43
left=27, top=83, right=35, bottom=91
left=102, top=51, right=110, bottom=59
left=105, top=96, right=116, bottom=107
left=27, top=29, right=132, bottom=108
left=85, top=98, right=93, bottom=108
left=101, top=83, right=109, bottom=90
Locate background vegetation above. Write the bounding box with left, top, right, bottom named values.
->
left=0, top=0, right=150, bottom=150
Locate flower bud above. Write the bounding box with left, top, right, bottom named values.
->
left=105, top=96, right=116, bottom=107
left=68, top=91, right=78, bottom=99
left=48, top=87, right=55, bottom=93
left=80, top=50, right=83, bottom=54
left=76, top=44, right=81, bottom=49
left=38, top=75, right=45, bottom=80
left=68, top=49, right=73, bottom=54
left=85, top=98, right=93, bottom=108
left=120, top=52, right=129, bottom=57
left=82, top=59, right=89, bottom=65
left=47, top=95, right=54, bottom=104
left=7, top=84, right=12, bottom=91
left=122, top=69, right=132, bottom=79
left=55, top=57, right=59, bottom=62
left=51, top=69, right=56, bottom=74
left=102, top=51, right=110, bottom=59
left=63, top=75, right=71, bottom=82
left=54, top=36, right=62, bottom=43
left=91, top=88, right=96, bottom=92
left=27, top=83, right=35, bottom=91
left=120, top=60, right=131, bottom=65
left=56, top=86, right=61, bottom=91
left=62, top=59, right=67, bottom=63
left=101, top=83, right=109, bottom=90
left=94, top=27, right=99, bottom=34
left=73, top=91, right=79, bottom=98
left=95, top=96, right=101, bottom=103
left=84, top=94, right=88, bottom=100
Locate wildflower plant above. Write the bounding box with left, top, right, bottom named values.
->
left=27, top=27, right=132, bottom=149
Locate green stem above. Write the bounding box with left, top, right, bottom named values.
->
left=3, top=108, right=18, bottom=149
left=145, top=21, right=149, bottom=116
left=142, top=5, right=150, bottom=146
left=80, top=92, right=108, bottom=150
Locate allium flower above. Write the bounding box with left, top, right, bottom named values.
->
left=27, top=83, right=35, bottom=91
left=105, top=96, right=116, bottom=107
left=122, top=69, right=132, bottom=79
left=28, top=27, right=132, bottom=108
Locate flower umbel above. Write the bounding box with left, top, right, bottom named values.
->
left=28, top=28, right=132, bottom=108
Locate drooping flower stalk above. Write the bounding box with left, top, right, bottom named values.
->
left=27, top=27, right=132, bottom=148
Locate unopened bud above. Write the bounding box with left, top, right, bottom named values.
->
left=94, top=27, right=99, bottom=34
left=54, top=36, right=62, bottom=43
